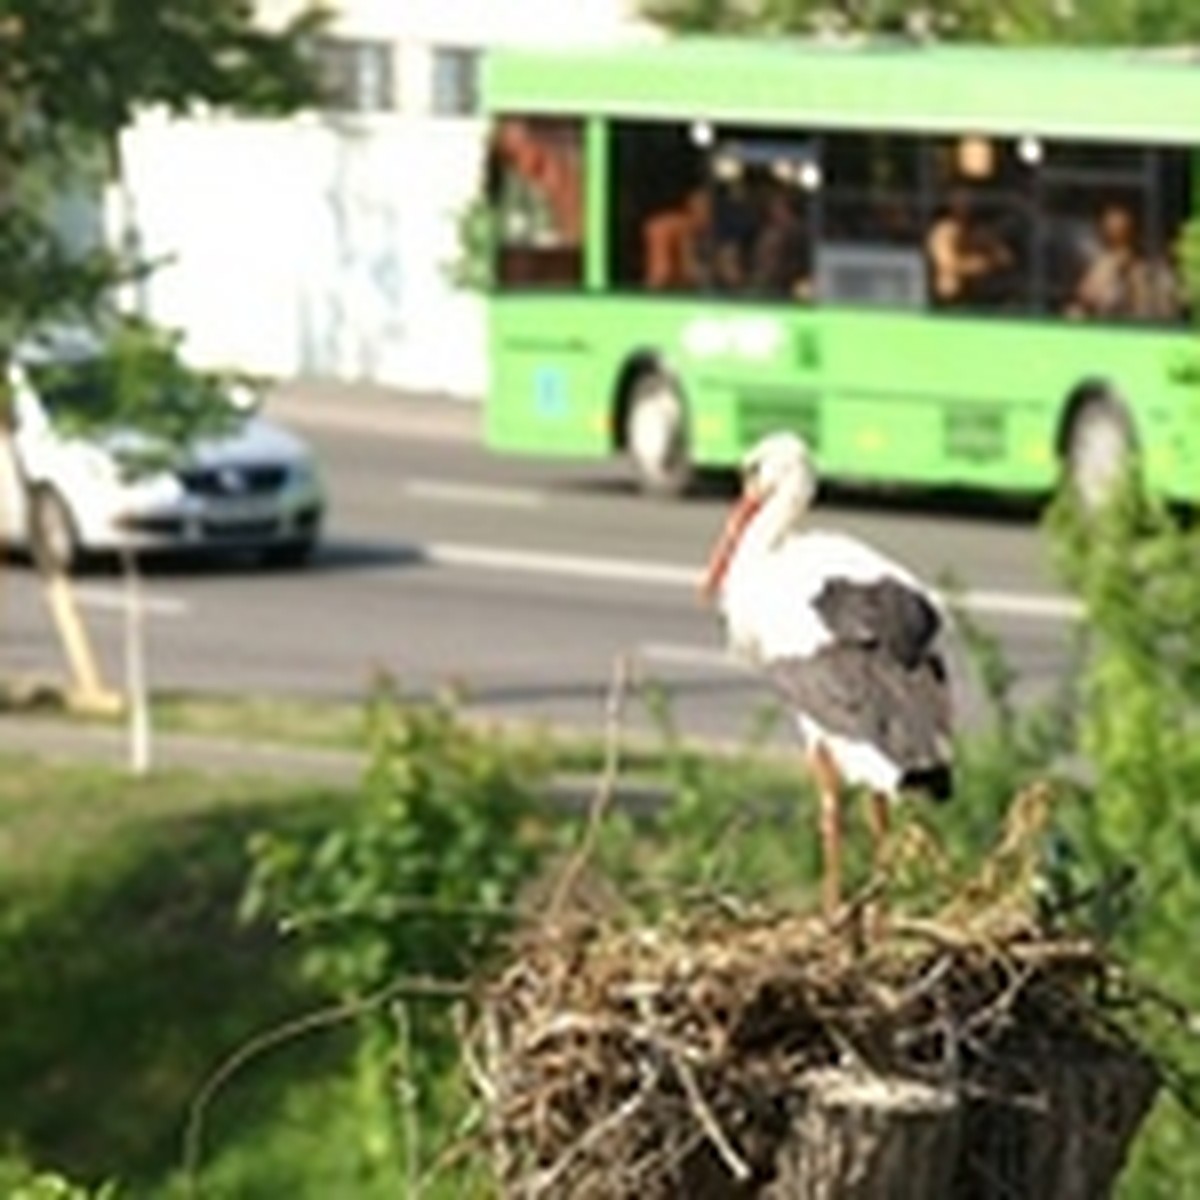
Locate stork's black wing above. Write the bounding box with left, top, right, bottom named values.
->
left=768, top=574, right=952, bottom=797
left=811, top=575, right=941, bottom=669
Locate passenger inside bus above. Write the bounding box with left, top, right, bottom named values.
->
left=642, top=187, right=711, bottom=289
left=492, top=118, right=582, bottom=246
left=746, top=184, right=811, bottom=298
left=1069, top=202, right=1179, bottom=321
left=926, top=187, right=1014, bottom=306
left=642, top=186, right=744, bottom=291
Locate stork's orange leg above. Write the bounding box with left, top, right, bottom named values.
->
left=808, top=742, right=842, bottom=917
left=866, top=791, right=892, bottom=940
left=867, top=791, right=891, bottom=875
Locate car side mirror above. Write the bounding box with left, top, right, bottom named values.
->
left=227, top=380, right=263, bottom=415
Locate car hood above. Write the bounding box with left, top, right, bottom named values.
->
left=187, top=415, right=313, bottom=467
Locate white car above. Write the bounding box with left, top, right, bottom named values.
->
left=0, top=333, right=326, bottom=571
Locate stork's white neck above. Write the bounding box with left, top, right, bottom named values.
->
left=737, top=482, right=808, bottom=563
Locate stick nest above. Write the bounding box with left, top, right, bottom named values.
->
left=471, top=787, right=1156, bottom=1199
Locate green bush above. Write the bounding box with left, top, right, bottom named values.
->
left=241, top=683, right=554, bottom=1187
left=0, top=1162, right=115, bottom=1200
left=1041, top=482, right=1200, bottom=1197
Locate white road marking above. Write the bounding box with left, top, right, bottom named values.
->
left=953, top=588, right=1081, bottom=622
left=418, top=541, right=1080, bottom=623
left=427, top=542, right=699, bottom=588
left=638, top=641, right=740, bottom=669
left=73, top=585, right=191, bottom=618
left=404, top=480, right=544, bottom=509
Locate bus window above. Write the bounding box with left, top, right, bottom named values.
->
left=708, top=137, right=817, bottom=299
left=610, top=121, right=704, bottom=290
left=489, top=116, right=584, bottom=288
left=1037, top=142, right=1188, bottom=324
left=924, top=135, right=1034, bottom=312
left=820, top=133, right=926, bottom=307
left=612, top=122, right=818, bottom=300
left=823, top=134, right=921, bottom=246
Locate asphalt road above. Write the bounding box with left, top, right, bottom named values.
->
left=0, top=381, right=1078, bottom=751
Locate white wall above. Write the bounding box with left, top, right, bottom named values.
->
left=122, top=111, right=488, bottom=395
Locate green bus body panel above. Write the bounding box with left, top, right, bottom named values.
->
left=483, top=38, right=1200, bottom=500
left=486, top=298, right=1200, bottom=498
left=485, top=40, right=1200, bottom=145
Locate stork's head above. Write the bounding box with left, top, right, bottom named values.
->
left=701, top=432, right=818, bottom=602
left=741, top=432, right=818, bottom=514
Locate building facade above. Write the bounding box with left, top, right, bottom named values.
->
left=120, top=0, right=650, bottom=397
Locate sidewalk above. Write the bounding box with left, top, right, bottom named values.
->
left=0, top=711, right=363, bottom=783
left=267, top=377, right=483, bottom=444
left=0, top=709, right=666, bottom=811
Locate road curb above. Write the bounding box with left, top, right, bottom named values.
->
left=0, top=713, right=672, bottom=811
left=267, top=378, right=482, bottom=444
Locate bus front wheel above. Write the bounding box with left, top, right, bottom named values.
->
left=1063, top=396, right=1136, bottom=513
left=624, top=373, right=692, bottom=497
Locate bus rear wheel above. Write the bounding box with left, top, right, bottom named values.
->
left=624, top=372, right=692, bottom=497
left=1063, top=396, right=1136, bottom=513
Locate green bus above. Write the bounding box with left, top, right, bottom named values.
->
left=480, top=38, right=1200, bottom=505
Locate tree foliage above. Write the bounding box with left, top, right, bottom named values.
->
left=640, top=0, right=1200, bottom=41
left=24, top=318, right=256, bottom=469
left=0, top=0, right=324, bottom=350
left=1, top=0, right=324, bottom=149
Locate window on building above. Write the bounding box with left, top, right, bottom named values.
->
left=432, top=46, right=480, bottom=117
left=314, top=36, right=396, bottom=113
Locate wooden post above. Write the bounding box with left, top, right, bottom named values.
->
left=684, top=1054, right=1158, bottom=1200
left=764, top=1072, right=959, bottom=1200
left=950, top=1050, right=1160, bottom=1200
left=42, top=567, right=121, bottom=715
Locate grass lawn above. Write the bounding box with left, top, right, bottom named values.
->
left=0, top=750, right=388, bottom=1198
left=0, top=692, right=818, bottom=1198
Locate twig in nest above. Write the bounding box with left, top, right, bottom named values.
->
left=656, top=1024, right=752, bottom=1183
left=628, top=981, right=753, bottom=1185
left=527, top=1064, right=663, bottom=1199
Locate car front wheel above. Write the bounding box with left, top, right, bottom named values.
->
left=28, top=484, right=83, bottom=575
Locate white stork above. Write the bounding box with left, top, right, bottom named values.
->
left=701, top=432, right=953, bottom=916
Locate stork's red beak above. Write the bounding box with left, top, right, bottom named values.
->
left=700, top=488, right=763, bottom=603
